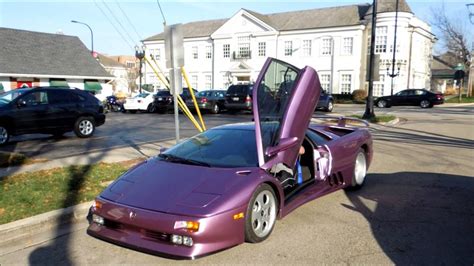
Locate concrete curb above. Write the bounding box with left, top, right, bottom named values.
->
left=0, top=201, right=92, bottom=256
left=375, top=117, right=400, bottom=126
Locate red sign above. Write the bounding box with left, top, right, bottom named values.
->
left=17, top=81, right=32, bottom=88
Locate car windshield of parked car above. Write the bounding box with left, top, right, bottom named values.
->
left=160, top=128, right=258, bottom=168
left=197, top=91, right=212, bottom=97
left=135, top=93, right=149, bottom=98
left=156, top=91, right=171, bottom=96
left=0, top=90, right=26, bottom=104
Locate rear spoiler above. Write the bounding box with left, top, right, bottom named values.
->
left=311, top=115, right=369, bottom=128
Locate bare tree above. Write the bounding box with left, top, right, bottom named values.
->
left=431, top=4, right=472, bottom=69
left=127, top=68, right=138, bottom=93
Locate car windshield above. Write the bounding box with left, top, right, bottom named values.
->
left=134, top=93, right=149, bottom=98
left=197, top=91, right=212, bottom=97
left=227, top=85, right=252, bottom=95
left=160, top=128, right=258, bottom=168
left=0, top=90, right=27, bottom=104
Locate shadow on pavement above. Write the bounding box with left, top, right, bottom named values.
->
left=28, top=151, right=108, bottom=265
left=344, top=172, right=474, bottom=264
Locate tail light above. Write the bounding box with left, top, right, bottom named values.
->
left=245, top=96, right=251, bottom=102
left=200, top=98, right=208, bottom=103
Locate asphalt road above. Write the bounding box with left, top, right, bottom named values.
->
left=1, top=104, right=473, bottom=264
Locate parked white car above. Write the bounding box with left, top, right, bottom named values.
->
left=122, top=92, right=155, bottom=113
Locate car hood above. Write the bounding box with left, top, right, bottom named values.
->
left=100, top=158, right=259, bottom=217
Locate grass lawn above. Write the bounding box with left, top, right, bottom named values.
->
left=445, top=96, right=474, bottom=103
left=0, top=152, right=47, bottom=168
left=0, top=159, right=143, bottom=225
left=350, top=114, right=397, bottom=123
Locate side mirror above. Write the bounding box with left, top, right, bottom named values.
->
left=265, top=137, right=299, bottom=157
left=17, top=100, right=27, bottom=108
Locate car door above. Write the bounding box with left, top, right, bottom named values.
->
left=48, top=89, right=78, bottom=129
left=253, top=58, right=321, bottom=171
left=13, top=90, right=51, bottom=133
left=391, top=90, right=408, bottom=106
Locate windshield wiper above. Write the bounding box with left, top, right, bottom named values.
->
left=159, top=154, right=211, bottom=167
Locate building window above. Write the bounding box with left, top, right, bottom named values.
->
left=374, top=74, right=385, bottom=96
left=342, top=37, right=353, bottom=55
left=205, top=75, right=212, bottom=88
left=302, top=40, right=312, bottom=56
left=192, top=46, right=198, bottom=59
left=238, top=36, right=251, bottom=58
left=205, top=45, right=212, bottom=59
left=320, top=74, right=331, bottom=92
left=258, top=42, right=266, bottom=57
left=340, top=74, right=352, bottom=94
left=321, top=38, right=332, bottom=55
left=223, top=44, right=230, bottom=58
left=284, top=41, right=293, bottom=56
left=191, top=75, right=198, bottom=89
left=375, top=26, right=387, bottom=54
left=126, top=61, right=135, bottom=68
left=155, top=49, right=161, bottom=60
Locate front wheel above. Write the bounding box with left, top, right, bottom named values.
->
left=245, top=183, right=278, bottom=243
left=377, top=100, right=387, bottom=108
left=420, top=100, right=431, bottom=108
left=74, top=117, right=95, bottom=138
left=211, top=104, right=220, bottom=114
left=0, top=126, right=10, bottom=145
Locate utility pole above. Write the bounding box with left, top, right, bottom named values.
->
left=363, top=0, right=377, bottom=120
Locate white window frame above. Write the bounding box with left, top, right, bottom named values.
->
left=223, top=44, right=230, bottom=58
left=205, top=45, right=212, bottom=59
left=238, top=36, right=251, bottom=58
left=204, top=74, right=212, bottom=89
left=192, top=46, right=198, bottom=59
left=319, top=73, right=331, bottom=92
left=342, top=37, right=353, bottom=55
left=375, top=26, right=388, bottom=54
left=258, top=42, right=266, bottom=57
left=191, top=75, right=198, bottom=90
left=155, top=48, right=161, bottom=60
left=340, top=73, right=352, bottom=94
left=302, top=40, right=312, bottom=56
left=321, top=38, right=332, bottom=56
left=284, top=41, right=292, bottom=56
left=374, top=74, right=385, bottom=96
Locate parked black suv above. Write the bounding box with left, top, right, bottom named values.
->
left=224, top=84, right=253, bottom=113
left=152, top=88, right=198, bottom=113
left=0, top=87, right=106, bottom=145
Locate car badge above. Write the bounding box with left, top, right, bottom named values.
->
left=129, top=211, right=137, bottom=220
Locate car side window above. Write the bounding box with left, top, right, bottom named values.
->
left=397, top=91, right=408, bottom=96
left=415, top=90, right=425, bottom=95
left=306, top=129, right=330, bottom=146
left=49, top=90, right=74, bottom=104
left=19, top=91, right=48, bottom=106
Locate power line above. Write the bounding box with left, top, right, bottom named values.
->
left=101, top=0, right=137, bottom=45
left=156, top=0, right=167, bottom=27
left=115, top=0, right=143, bottom=41
left=92, top=0, right=134, bottom=50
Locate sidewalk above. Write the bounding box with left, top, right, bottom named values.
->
left=0, top=138, right=176, bottom=178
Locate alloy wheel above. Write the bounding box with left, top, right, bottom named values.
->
left=251, top=189, right=277, bottom=238
left=354, top=152, right=367, bottom=185
left=0, top=126, right=8, bottom=145
left=79, top=120, right=94, bottom=136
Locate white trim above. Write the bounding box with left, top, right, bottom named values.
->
left=0, top=73, right=113, bottom=80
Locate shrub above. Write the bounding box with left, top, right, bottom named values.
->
left=352, top=89, right=368, bottom=103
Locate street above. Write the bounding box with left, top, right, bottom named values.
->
left=1, top=104, right=473, bottom=264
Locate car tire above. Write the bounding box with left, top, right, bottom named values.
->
left=245, top=183, right=278, bottom=243
left=377, top=100, right=387, bottom=108
left=211, top=104, right=220, bottom=114
left=345, top=149, right=367, bottom=191
left=0, top=125, right=10, bottom=146
left=74, top=117, right=95, bottom=138
left=325, top=100, right=334, bottom=112
left=420, top=100, right=430, bottom=108
left=147, top=104, right=156, bottom=113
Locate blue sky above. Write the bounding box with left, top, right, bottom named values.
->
left=0, top=0, right=472, bottom=56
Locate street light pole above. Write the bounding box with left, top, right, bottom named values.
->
left=388, top=0, right=400, bottom=96
left=363, top=0, right=377, bottom=120
left=135, top=45, right=145, bottom=94
left=71, top=20, right=94, bottom=55
left=466, top=4, right=474, bottom=97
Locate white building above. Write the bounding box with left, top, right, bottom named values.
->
left=142, top=0, right=435, bottom=96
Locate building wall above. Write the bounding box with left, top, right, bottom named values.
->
left=142, top=8, right=434, bottom=97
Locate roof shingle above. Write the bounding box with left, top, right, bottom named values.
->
left=0, top=27, right=113, bottom=78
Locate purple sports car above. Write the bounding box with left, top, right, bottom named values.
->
left=87, top=58, right=373, bottom=259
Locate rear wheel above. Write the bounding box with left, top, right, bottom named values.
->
left=147, top=104, right=156, bottom=113
left=245, top=184, right=277, bottom=243
left=345, top=149, right=367, bottom=191
left=74, top=117, right=95, bottom=138
left=211, top=104, right=220, bottom=114
left=325, top=100, right=334, bottom=112
left=0, top=126, right=10, bottom=145
left=420, top=100, right=430, bottom=108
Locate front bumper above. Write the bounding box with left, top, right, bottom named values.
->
left=123, top=103, right=146, bottom=111
left=87, top=197, right=246, bottom=259
left=95, top=114, right=106, bottom=127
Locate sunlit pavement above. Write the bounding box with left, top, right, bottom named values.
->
left=1, top=104, right=473, bottom=264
